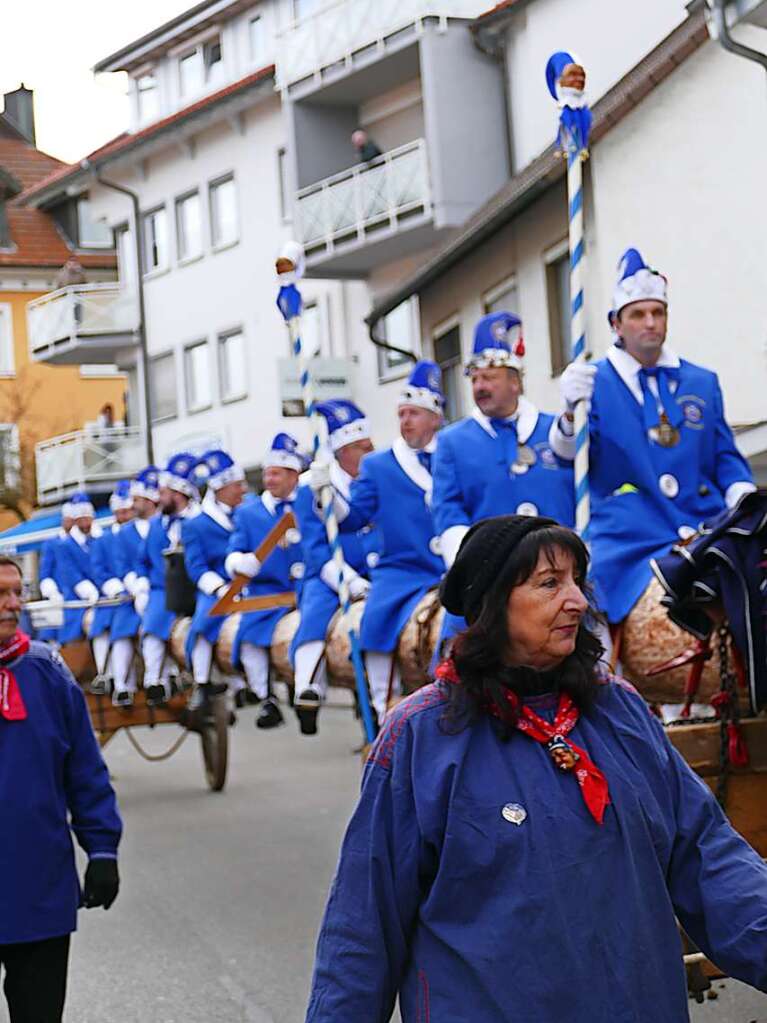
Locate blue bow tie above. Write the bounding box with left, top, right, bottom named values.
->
left=490, top=417, right=519, bottom=465
left=638, top=366, right=684, bottom=433
left=416, top=450, right=432, bottom=473
left=275, top=500, right=292, bottom=518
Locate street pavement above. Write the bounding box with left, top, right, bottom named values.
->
left=6, top=688, right=766, bottom=1023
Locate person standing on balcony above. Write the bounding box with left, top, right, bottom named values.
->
left=55, top=492, right=103, bottom=648
left=307, top=371, right=445, bottom=732
left=182, top=449, right=248, bottom=720
left=224, top=434, right=305, bottom=730
left=53, top=255, right=86, bottom=289
left=133, top=455, right=199, bottom=707
left=431, top=312, right=575, bottom=656
left=87, top=481, right=135, bottom=706
left=351, top=128, right=382, bottom=164
left=292, top=401, right=379, bottom=736
left=115, top=466, right=160, bottom=699
left=37, top=502, right=74, bottom=646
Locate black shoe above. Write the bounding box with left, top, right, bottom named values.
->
left=90, top=674, right=111, bottom=696
left=234, top=689, right=247, bottom=709
left=145, top=684, right=168, bottom=707
left=256, top=696, right=284, bottom=730
left=295, top=689, right=320, bottom=736
left=244, top=689, right=261, bottom=705
left=112, top=690, right=133, bottom=709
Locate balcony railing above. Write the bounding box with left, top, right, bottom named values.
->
left=35, top=426, right=146, bottom=506
left=276, top=0, right=488, bottom=90
left=297, top=139, right=430, bottom=256
left=27, top=283, right=139, bottom=364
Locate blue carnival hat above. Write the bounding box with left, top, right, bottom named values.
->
left=466, top=312, right=525, bottom=374
left=61, top=501, right=75, bottom=520
left=612, top=248, right=667, bottom=317
left=159, top=452, right=199, bottom=499
left=131, top=465, right=160, bottom=503
left=264, top=432, right=304, bottom=473
left=69, top=490, right=95, bottom=518
left=196, top=449, right=245, bottom=490
left=399, top=360, right=445, bottom=414
left=109, top=479, right=134, bottom=512
left=314, top=400, right=371, bottom=453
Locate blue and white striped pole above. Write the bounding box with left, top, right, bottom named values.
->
left=547, top=52, right=592, bottom=537
left=276, top=245, right=377, bottom=743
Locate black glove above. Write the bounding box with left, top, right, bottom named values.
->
left=83, top=858, right=120, bottom=910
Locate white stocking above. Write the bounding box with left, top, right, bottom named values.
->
left=92, top=633, right=111, bottom=676
left=142, top=634, right=168, bottom=688
left=111, top=638, right=136, bottom=693
left=240, top=642, right=270, bottom=699
left=191, top=636, right=213, bottom=685
left=365, top=651, right=401, bottom=723
left=294, top=640, right=327, bottom=698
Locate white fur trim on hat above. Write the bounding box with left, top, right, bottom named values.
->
left=465, top=350, right=523, bottom=374
left=398, top=386, right=444, bottom=414
left=264, top=450, right=303, bottom=473
left=109, top=494, right=134, bottom=511
left=158, top=471, right=199, bottom=499
left=208, top=463, right=246, bottom=490
left=613, top=268, right=667, bottom=315
left=329, top=417, right=371, bottom=452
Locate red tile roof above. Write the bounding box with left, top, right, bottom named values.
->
left=476, top=0, right=523, bottom=23
left=0, top=208, right=116, bottom=269
left=0, top=137, right=63, bottom=193
left=21, top=65, right=276, bottom=204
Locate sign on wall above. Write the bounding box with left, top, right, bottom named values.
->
left=277, top=358, right=353, bottom=417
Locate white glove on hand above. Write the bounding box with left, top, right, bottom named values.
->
left=74, top=580, right=100, bottom=604
left=102, top=578, right=126, bottom=600
left=560, top=361, right=596, bottom=409
left=134, top=590, right=149, bottom=617
left=225, top=551, right=261, bottom=579
left=308, top=460, right=332, bottom=492
left=39, top=578, right=62, bottom=602
left=348, top=575, right=370, bottom=600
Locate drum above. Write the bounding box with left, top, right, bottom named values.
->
left=169, top=616, right=190, bottom=669
left=270, top=610, right=300, bottom=683
left=396, top=588, right=444, bottom=693
left=164, top=548, right=197, bottom=617
left=213, top=613, right=242, bottom=675
left=60, top=608, right=97, bottom=683
left=621, top=577, right=736, bottom=706
left=324, top=600, right=366, bottom=689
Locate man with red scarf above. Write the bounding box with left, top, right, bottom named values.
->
left=0, top=556, right=122, bottom=1022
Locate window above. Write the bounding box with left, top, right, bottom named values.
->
left=302, top=302, right=322, bottom=357
left=175, top=191, right=202, bottom=262
left=136, top=72, right=159, bottom=123
left=150, top=351, right=177, bottom=422
left=277, top=147, right=290, bottom=223
left=76, top=199, right=112, bottom=248
left=484, top=276, right=519, bottom=316
left=545, top=245, right=571, bottom=376
left=179, top=48, right=203, bottom=97
left=0, top=304, right=14, bottom=376
left=179, top=34, right=223, bottom=96
left=143, top=207, right=169, bottom=273
left=0, top=425, right=20, bottom=492
left=203, top=36, right=224, bottom=85
left=377, top=298, right=417, bottom=381
left=249, top=13, right=265, bottom=62
left=80, top=365, right=121, bottom=378
left=209, top=175, right=238, bottom=248
left=218, top=330, right=247, bottom=402
left=184, top=340, right=213, bottom=412
left=433, top=323, right=462, bottom=424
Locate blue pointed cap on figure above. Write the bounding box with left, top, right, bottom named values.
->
left=197, top=449, right=245, bottom=490
left=69, top=490, right=95, bottom=518
left=264, top=432, right=304, bottom=473
left=132, top=465, right=160, bottom=502
left=314, top=400, right=371, bottom=452
left=612, top=248, right=667, bottom=318
left=109, top=479, right=134, bottom=512
left=466, top=312, right=525, bottom=375
left=159, top=452, right=200, bottom=499
left=399, top=360, right=445, bottom=414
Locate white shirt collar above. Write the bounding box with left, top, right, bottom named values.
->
left=471, top=394, right=539, bottom=444
left=606, top=342, right=681, bottom=404
left=69, top=524, right=91, bottom=548
left=392, top=435, right=433, bottom=500
left=330, top=459, right=353, bottom=500
left=202, top=487, right=235, bottom=532
left=261, top=488, right=298, bottom=516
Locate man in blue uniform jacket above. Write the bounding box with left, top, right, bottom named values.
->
left=225, top=433, right=305, bottom=729
left=55, top=491, right=102, bottom=647
left=0, top=556, right=121, bottom=1023
left=37, top=502, right=74, bottom=645
left=133, top=453, right=199, bottom=706
left=312, top=366, right=445, bottom=728
left=182, top=448, right=247, bottom=714
left=293, top=400, right=379, bottom=735
left=431, top=312, right=574, bottom=648
left=551, top=247, right=755, bottom=627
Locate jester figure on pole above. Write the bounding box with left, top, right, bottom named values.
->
left=275, top=242, right=378, bottom=744
left=546, top=51, right=592, bottom=537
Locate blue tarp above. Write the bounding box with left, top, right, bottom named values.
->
left=0, top=508, right=113, bottom=555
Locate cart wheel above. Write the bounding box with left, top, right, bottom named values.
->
left=200, top=694, right=229, bottom=792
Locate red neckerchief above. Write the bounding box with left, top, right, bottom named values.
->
left=0, top=629, right=29, bottom=722
left=435, top=658, right=610, bottom=825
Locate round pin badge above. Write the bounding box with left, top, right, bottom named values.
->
left=502, top=803, right=527, bottom=826
left=290, top=562, right=305, bottom=580
left=285, top=527, right=302, bottom=545
left=516, top=502, right=538, bottom=516
left=677, top=524, right=696, bottom=541
left=659, top=473, right=679, bottom=499
left=428, top=536, right=442, bottom=556
left=366, top=552, right=380, bottom=569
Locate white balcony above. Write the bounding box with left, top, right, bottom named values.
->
left=296, top=139, right=432, bottom=272
left=27, top=283, right=139, bottom=366
left=35, top=427, right=146, bottom=506
left=275, top=0, right=488, bottom=92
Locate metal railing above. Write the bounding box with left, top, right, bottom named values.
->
left=35, top=426, right=145, bottom=505
left=27, top=283, right=139, bottom=360
left=275, top=0, right=488, bottom=89
left=297, top=138, right=430, bottom=253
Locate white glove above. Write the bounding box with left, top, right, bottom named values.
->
left=560, top=361, right=596, bottom=409
left=39, top=578, right=62, bottom=602
left=225, top=551, right=261, bottom=579
left=308, top=460, right=332, bottom=492
left=134, top=590, right=149, bottom=617
left=102, top=577, right=126, bottom=599
left=74, top=580, right=100, bottom=603
left=348, top=575, right=370, bottom=600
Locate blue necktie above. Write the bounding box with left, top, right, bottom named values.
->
left=490, top=418, right=518, bottom=466
left=638, top=366, right=684, bottom=433
left=275, top=500, right=292, bottom=518
left=417, top=451, right=432, bottom=473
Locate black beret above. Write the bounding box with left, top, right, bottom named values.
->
left=439, top=515, right=558, bottom=621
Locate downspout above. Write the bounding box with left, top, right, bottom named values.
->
left=367, top=317, right=418, bottom=365
left=472, top=23, right=515, bottom=176
left=708, top=0, right=767, bottom=70
left=81, top=161, right=154, bottom=464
